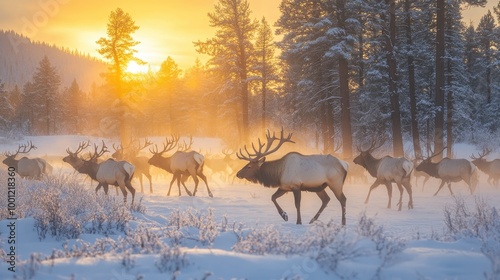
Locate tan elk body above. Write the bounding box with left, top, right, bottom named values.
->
left=353, top=140, right=414, bottom=210
left=148, top=136, right=212, bottom=197
left=63, top=141, right=136, bottom=204
left=112, top=138, right=154, bottom=193
left=236, top=129, right=348, bottom=225
left=416, top=147, right=477, bottom=196
left=2, top=141, right=53, bottom=179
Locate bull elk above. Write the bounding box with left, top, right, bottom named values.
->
left=236, top=129, right=348, bottom=225
left=353, top=139, right=414, bottom=211
left=148, top=136, right=213, bottom=197
left=112, top=138, right=154, bottom=193
left=2, top=141, right=53, bottom=179
left=416, top=147, right=478, bottom=196
left=471, top=148, right=500, bottom=187
left=64, top=141, right=136, bottom=204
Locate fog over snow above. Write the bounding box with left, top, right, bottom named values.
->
left=0, top=135, right=499, bottom=279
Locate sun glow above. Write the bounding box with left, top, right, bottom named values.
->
left=126, top=61, right=149, bottom=74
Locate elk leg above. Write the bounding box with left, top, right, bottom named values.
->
left=175, top=174, right=183, bottom=196
left=365, top=179, right=382, bottom=204
left=447, top=182, right=454, bottom=195
left=167, top=175, right=176, bottom=196
left=292, top=189, right=302, bottom=225
left=333, top=191, right=347, bottom=226
left=145, top=171, right=153, bottom=193
left=125, top=180, right=136, bottom=205
left=383, top=182, right=393, bottom=209
left=271, top=188, right=288, bottom=222
left=180, top=174, right=193, bottom=196
left=396, top=183, right=404, bottom=211
left=402, top=181, right=414, bottom=209
left=433, top=180, right=447, bottom=196
left=118, top=186, right=127, bottom=203
left=198, top=172, right=212, bottom=197
left=309, top=189, right=330, bottom=224
left=191, top=174, right=199, bottom=196
left=138, top=173, right=144, bottom=193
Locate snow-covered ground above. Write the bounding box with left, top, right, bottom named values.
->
left=0, top=135, right=499, bottom=279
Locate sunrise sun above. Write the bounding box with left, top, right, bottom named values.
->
left=126, top=61, right=149, bottom=74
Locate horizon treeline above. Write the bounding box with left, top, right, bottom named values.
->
left=0, top=0, right=499, bottom=159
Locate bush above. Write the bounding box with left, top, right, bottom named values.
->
left=443, top=196, right=500, bottom=280
left=0, top=172, right=133, bottom=240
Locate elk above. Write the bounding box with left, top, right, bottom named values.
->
left=416, top=147, right=477, bottom=196
left=471, top=148, right=500, bottom=187
left=204, top=149, right=233, bottom=181
left=353, top=139, right=414, bottom=211
left=2, top=141, right=53, bottom=179
left=412, top=158, right=431, bottom=191
left=148, top=136, right=213, bottom=197
left=64, top=141, right=136, bottom=204
left=112, top=138, right=154, bottom=193
left=236, top=129, right=348, bottom=225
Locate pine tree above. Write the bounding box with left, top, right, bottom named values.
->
left=32, top=56, right=61, bottom=135
left=0, top=80, right=13, bottom=131
left=96, top=7, right=143, bottom=141
left=194, top=0, right=258, bottom=142
left=254, top=17, right=279, bottom=133
left=65, top=79, right=83, bottom=134
left=157, top=56, right=182, bottom=134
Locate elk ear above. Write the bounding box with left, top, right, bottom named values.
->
left=257, top=157, right=266, bottom=167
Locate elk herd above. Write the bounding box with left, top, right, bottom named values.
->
left=2, top=130, right=500, bottom=226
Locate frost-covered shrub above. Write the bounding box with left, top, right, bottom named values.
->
left=443, top=196, right=500, bottom=279
left=166, top=208, right=220, bottom=245
left=118, top=226, right=165, bottom=254
left=155, top=245, right=188, bottom=274
left=0, top=173, right=133, bottom=240
left=232, top=225, right=295, bottom=255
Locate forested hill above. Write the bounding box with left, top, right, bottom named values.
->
left=0, top=30, right=106, bottom=91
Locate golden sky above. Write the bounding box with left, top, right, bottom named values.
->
left=0, top=0, right=495, bottom=71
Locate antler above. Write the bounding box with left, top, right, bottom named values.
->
left=138, top=138, right=153, bottom=151
left=237, top=128, right=295, bottom=161
left=89, top=141, right=109, bottom=161
left=222, top=149, right=234, bottom=156
left=471, top=147, right=492, bottom=160
left=66, top=140, right=90, bottom=156
left=357, top=136, right=386, bottom=153
left=149, top=136, right=179, bottom=155
left=426, top=146, right=447, bottom=161
left=178, top=136, right=193, bottom=151
left=5, top=141, right=37, bottom=157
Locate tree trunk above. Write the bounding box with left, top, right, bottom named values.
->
left=434, top=0, right=446, bottom=159
left=386, top=0, right=404, bottom=157
left=405, top=0, right=422, bottom=159
left=446, top=59, right=453, bottom=158
left=337, top=0, right=353, bottom=158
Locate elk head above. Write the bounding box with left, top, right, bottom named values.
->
left=415, top=146, right=446, bottom=173
left=63, top=141, right=90, bottom=169
left=470, top=148, right=492, bottom=168
left=3, top=141, right=37, bottom=167
left=148, top=136, right=179, bottom=167
left=112, top=138, right=153, bottom=159
left=78, top=141, right=109, bottom=173
left=236, top=128, right=295, bottom=182
left=353, top=137, right=385, bottom=168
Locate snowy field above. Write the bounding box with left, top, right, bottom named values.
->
left=0, top=135, right=499, bottom=279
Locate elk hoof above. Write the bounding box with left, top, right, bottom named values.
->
left=208, top=192, right=213, bottom=198
left=186, top=191, right=193, bottom=196
left=281, top=212, right=288, bottom=221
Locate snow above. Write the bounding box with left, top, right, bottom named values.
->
left=0, top=135, right=499, bottom=279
